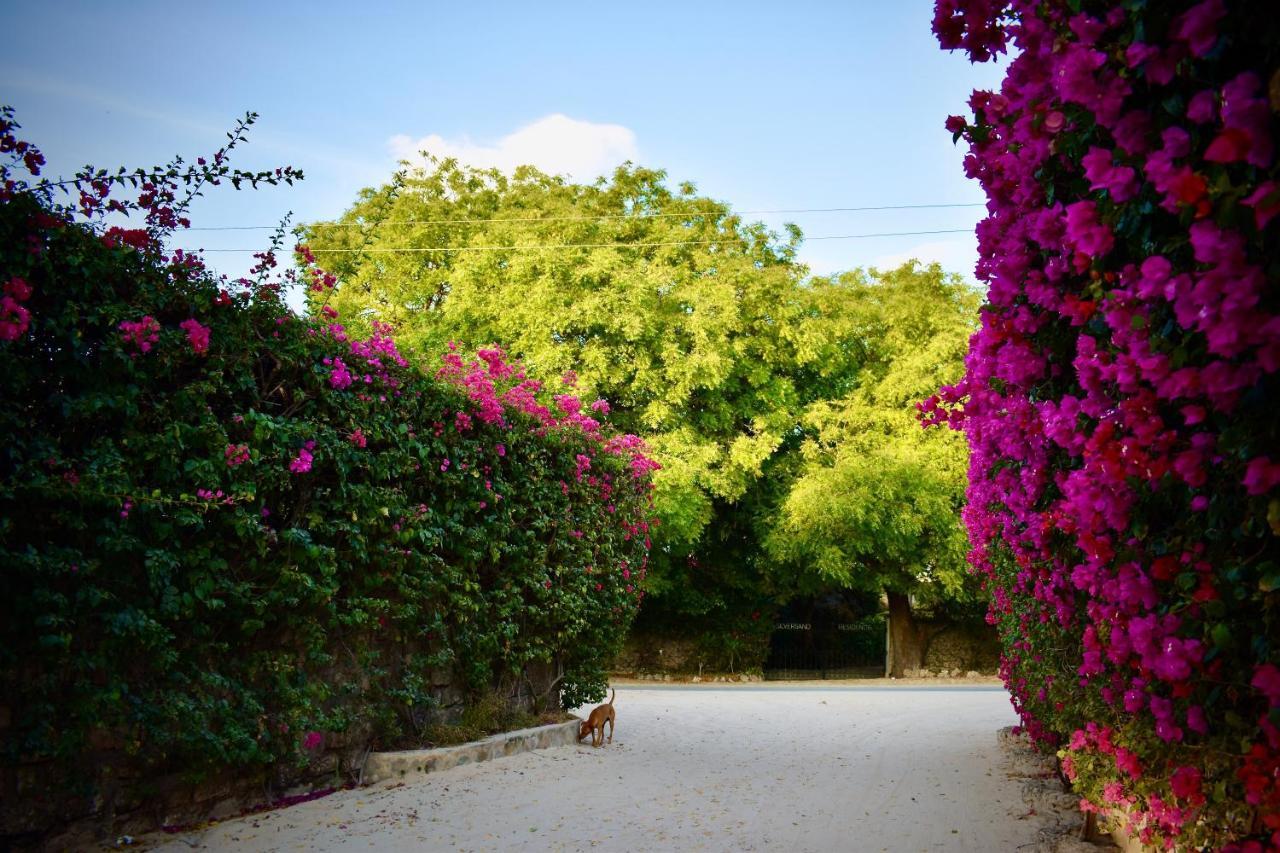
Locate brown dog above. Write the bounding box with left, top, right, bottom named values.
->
left=577, top=688, right=616, bottom=747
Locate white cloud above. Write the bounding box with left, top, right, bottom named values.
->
left=871, top=238, right=979, bottom=280
left=388, top=114, right=639, bottom=180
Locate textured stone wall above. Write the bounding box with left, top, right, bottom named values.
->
left=612, top=633, right=769, bottom=676
left=616, top=620, right=999, bottom=679
left=2, top=660, right=558, bottom=851
left=612, top=635, right=705, bottom=674
left=916, top=621, right=1001, bottom=677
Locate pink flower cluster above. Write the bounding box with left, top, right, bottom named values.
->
left=327, top=356, right=353, bottom=390
left=296, top=245, right=337, bottom=292
left=119, top=315, right=161, bottom=355
left=429, top=341, right=657, bottom=599
left=289, top=441, right=315, bottom=474
left=930, top=0, right=1278, bottom=846
left=0, top=276, right=32, bottom=341
left=179, top=318, right=210, bottom=355
left=435, top=344, right=659, bottom=485
left=1067, top=721, right=1206, bottom=844
left=224, top=443, right=249, bottom=467
left=100, top=226, right=152, bottom=252
left=318, top=313, right=408, bottom=401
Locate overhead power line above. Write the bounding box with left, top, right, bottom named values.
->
left=181, top=228, right=976, bottom=254
left=184, top=203, right=987, bottom=232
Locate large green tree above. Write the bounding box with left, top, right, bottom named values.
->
left=301, top=158, right=978, bottom=665
left=301, top=159, right=862, bottom=545
left=763, top=264, right=979, bottom=675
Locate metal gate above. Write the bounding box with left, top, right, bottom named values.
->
left=763, top=619, right=884, bottom=680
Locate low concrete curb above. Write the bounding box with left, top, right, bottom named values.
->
left=363, top=719, right=582, bottom=785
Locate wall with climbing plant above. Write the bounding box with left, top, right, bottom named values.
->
left=0, top=108, right=656, bottom=842
left=926, top=1, right=1279, bottom=848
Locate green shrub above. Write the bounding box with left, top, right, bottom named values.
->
left=0, top=111, right=654, bottom=786
left=931, top=1, right=1280, bottom=846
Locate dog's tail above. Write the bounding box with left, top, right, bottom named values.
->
left=607, top=687, right=616, bottom=706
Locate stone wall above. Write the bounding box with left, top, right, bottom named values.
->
left=615, top=619, right=999, bottom=679
left=612, top=634, right=706, bottom=674
left=362, top=719, right=581, bottom=785
left=1, top=660, right=559, bottom=851
left=612, top=633, right=768, bottom=676
left=919, top=621, right=1001, bottom=676
left=4, top=748, right=357, bottom=851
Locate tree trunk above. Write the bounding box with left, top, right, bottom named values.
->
left=885, top=590, right=926, bottom=678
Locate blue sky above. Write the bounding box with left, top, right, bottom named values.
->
left=4, top=1, right=1004, bottom=307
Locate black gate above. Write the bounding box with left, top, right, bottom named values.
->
left=763, top=592, right=885, bottom=680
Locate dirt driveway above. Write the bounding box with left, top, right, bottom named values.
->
left=148, top=683, right=1035, bottom=852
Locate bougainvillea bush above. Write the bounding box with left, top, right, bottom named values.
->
left=0, top=109, right=654, bottom=803
left=925, top=0, right=1279, bottom=848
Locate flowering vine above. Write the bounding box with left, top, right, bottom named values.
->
left=119, top=316, right=161, bottom=355
left=0, top=105, right=657, bottom=843
left=927, top=1, right=1278, bottom=848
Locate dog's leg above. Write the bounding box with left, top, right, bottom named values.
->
left=606, top=716, right=613, bottom=743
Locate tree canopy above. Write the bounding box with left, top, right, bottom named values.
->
left=301, top=157, right=981, bottom=648
left=764, top=264, right=978, bottom=604
left=301, top=158, right=864, bottom=547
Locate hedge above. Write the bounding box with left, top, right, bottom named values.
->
left=926, top=1, right=1279, bottom=848
left=0, top=110, right=655, bottom=789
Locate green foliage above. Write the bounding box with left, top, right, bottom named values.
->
left=300, top=158, right=856, bottom=548
left=422, top=691, right=565, bottom=747
left=0, top=166, right=652, bottom=782
left=302, top=159, right=981, bottom=642
left=934, top=1, right=1280, bottom=845
left=765, top=264, right=979, bottom=604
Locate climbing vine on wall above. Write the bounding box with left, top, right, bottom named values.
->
left=0, top=109, right=655, bottom=786
left=926, top=1, right=1279, bottom=848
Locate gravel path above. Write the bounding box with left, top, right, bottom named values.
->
left=148, top=683, right=1034, bottom=852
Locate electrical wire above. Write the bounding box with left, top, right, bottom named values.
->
left=185, top=202, right=987, bottom=232
left=181, top=228, right=975, bottom=254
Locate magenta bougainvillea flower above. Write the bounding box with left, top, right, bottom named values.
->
left=328, top=356, right=353, bottom=390
left=929, top=0, right=1278, bottom=846
left=0, top=276, right=32, bottom=341
left=179, top=318, right=210, bottom=355
left=289, top=441, right=315, bottom=475
left=119, top=315, right=161, bottom=355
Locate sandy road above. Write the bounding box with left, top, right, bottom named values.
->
left=148, top=683, right=1033, bottom=853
